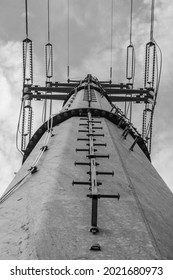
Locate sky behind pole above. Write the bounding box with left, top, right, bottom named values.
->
left=0, top=0, right=173, bottom=195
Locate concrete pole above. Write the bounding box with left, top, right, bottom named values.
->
left=0, top=75, right=173, bottom=259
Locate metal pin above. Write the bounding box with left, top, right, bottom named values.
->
left=72, top=181, right=91, bottom=185
left=96, top=171, right=114, bottom=176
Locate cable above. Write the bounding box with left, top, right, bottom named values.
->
left=110, top=0, right=114, bottom=82
left=150, top=0, right=155, bottom=42
left=25, top=0, right=28, bottom=38
left=67, top=0, right=70, bottom=81
left=153, top=40, right=162, bottom=107
left=16, top=99, right=24, bottom=156
left=130, top=0, right=133, bottom=45
left=1, top=127, right=52, bottom=205
left=47, top=0, right=50, bottom=42
left=0, top=172, right=31, bottom=205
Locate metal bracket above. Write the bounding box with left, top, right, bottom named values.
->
left=130, top=136, right=139, bottom=151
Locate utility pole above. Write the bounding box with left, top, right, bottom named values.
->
left=0, top=74, right=173, bottom=259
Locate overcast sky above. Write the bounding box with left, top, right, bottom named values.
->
left=0, top=0, right=173, bottom=195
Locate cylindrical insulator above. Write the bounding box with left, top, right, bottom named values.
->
left=45, top=43, right=53, bottom=78
left=142, top=108, right=147, bottom=139
left=126, top=44, right=134, bottom=81
left=23, top=38, right=33, bottom=85
left=27, top=105, right=33, bottom=140
left=144, top=41, right=156, bottom=88
left=21, top=100, right=33, bottom=151
left=21, top=103, right=26, bottom=152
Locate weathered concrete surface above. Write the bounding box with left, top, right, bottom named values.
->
left=0, top=88, right=173, bottom=259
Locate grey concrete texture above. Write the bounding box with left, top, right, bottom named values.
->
left=0, top=115, right=172, bottom=259
left=0, top=88, right=173, bottom=259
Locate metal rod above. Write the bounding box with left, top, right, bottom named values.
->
left=150, top=0, right=155, bottom=42
left=47, top=0, right=50, bottom=42
left=130, top=0, right=133, bottom=45
left=25, top=0, right=28, bottom=38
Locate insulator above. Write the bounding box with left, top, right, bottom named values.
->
left=21, top=103, right=26, bottom=152
left=148, top=110, right=154, bottom=154
left=27, top=104, right=33, bottom=141
left=126, top=44, right=134, bottom=81
left=23, top=38, right=33, bottom=85
left=45, top=43, right=53, bottom=79
left=142, top=104, right=148, bottom=139
left=21, top=100, right=33, bottom=151
left=144, top=41, right=156, bottom=88
left=42, top=100, right=47, bottom=123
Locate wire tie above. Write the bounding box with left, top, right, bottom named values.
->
left=28, top=166, right=38, bottom=174
left=41, top=145, right=48, bottom=151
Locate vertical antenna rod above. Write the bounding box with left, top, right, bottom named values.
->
left=129, top=0, right=133, bottom=45
left=67, top=0, right=70, bottom=82
left=110, top=0, right=114, bottom=83
left=48, top=0, right=50, bottom=42
left=150, top=0, right=155, bottom=42
left=25, top=0, right=28, bottom=38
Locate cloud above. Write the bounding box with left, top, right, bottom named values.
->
left=0, top=41, right=22, bottom=195
left=0, top=40, right=47, bottom=196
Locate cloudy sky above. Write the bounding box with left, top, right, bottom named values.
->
left=0, top=0, right=173, bottom=195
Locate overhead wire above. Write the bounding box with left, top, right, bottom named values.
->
left=110, top=0, right=114, bottom=82
left=67, top=0, right=70, bottom=81
left=25, top=0, right=29, bottom=38
left=129, top=0, right=133, bottom=45
left=48, top=0, right=50, bottom=43
left=150, top=0, right=155, bottom=42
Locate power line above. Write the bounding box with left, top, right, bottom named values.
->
left=150, top=0, right=155, bottom=42
left=67, top=0, right=70, bottom=81
left=48, top=0, right=50, bottom=42
left=25, top=0, right=29, bottom=38
left=110, top=0, right=114, bottom=82
left=129, top=0, right=133, bottom=45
